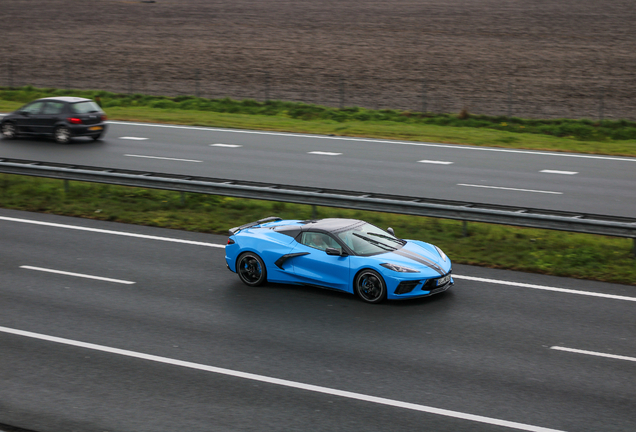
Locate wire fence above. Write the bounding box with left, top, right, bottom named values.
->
left=5, top=60, right=632, bottom=121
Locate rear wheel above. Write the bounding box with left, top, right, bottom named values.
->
left=237, top=252, right=267, bottom=286
left=54, top=126, right=71, bottom=143
left=1, top=122, right=17, bottom=139
left=92, top=132, right=104, bottom=141
left=354, top=270, right=387, bottom=303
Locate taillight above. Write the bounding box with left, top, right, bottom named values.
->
left=67, top=117, right=83, bottom=124
left=227, top=238, right=235, bottom=245
left=101, top=114, right=107, bottom=121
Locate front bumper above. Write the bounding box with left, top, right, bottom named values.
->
left=386, top=271, right=453, bottom=300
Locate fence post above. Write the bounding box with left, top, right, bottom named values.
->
left=598, top=87, right=605, bottom=122
left=195, top=69, right=200, bottom=98
left=7, top=59, right=13, bottom=88
left=65, top=61, right=70, bottom=90
left=339, top=76, right=345, bottom=109
left=421, top=79, right=427, bottom=113
left=507, top=83, right=513, bottom=117
left=264, top=72, right=270, bottom=102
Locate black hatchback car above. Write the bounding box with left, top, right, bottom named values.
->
left=1, top=97, right=107, bottom=143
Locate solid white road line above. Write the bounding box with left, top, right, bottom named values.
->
left=107, top=120, right=636, bottom=162
left=457, top=184, right=563, bottom=195
left=210, top=143, right=242, bottom=148
left=0, top=325, right=564, bottom=432
left=124, top=154, right=202, bottom=163
left=119, top=137, right=148, bottom=140
left=0, top=216, right=225, bottom=248
left=453, top=275, right=636, bottom=302
left=2, top=215, right=633, bottom=302
left=418, top=160, right=454, bottom=165
left=540, top=170, right=578, bottom=175
left=550, top=346, right=636, bottom=363
left=308, top=151, right=342, bottom=156
left=20, top=266, right=135, bottom=284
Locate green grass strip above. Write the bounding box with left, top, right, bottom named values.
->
left=1, top=175, right=634, bottom=286
left=1, top=86, right=636, bottom=156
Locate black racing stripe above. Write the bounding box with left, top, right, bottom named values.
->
left=393, top=249, right=445, bottom=275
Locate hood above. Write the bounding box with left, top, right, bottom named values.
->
left=372, top=240, right=451, bottom=276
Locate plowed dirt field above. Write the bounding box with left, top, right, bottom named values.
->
left=3, top=0, right=636, bottom=119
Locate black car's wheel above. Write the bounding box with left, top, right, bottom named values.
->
left=354, top=270, right=387, bottom=303
left=92, top=132, right=104, bottom=141
left=54, top=126, right=71, bottom=143
left=1, top=122, right=17, bottom=139
left=237, top=252, right=267, bottom=286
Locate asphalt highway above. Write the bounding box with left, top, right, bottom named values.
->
left=1, top=208, right=635, bottom=432
left=0, top=120, right=635, bottom=217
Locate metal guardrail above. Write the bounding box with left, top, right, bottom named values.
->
left=0, top=158, right=635, bottom=239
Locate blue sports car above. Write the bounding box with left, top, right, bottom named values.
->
left=225, top=217, right=453, bottom=303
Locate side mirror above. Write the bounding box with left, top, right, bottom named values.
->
left=325, top=247, right=345, bottom=256
left=387, top=227, right=395, bottom=236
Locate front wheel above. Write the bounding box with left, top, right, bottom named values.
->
left=1, top=122, right=17, bottom=139
left=237, top=252, right=267, bottom=286
left=54, top=126, right=71, bottom=143
left=354, top=270, right=387, bottom=304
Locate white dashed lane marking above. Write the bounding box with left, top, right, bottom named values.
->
left=210, top=143, right=242, bottom=148
left=20, top=266, right=135, bottom=285
left=308, top=151, right=342, bottom=156
left=457, top=184, right=563, bottom=195
left=119, top=137, right=148, bottom=140
left=550, top=346, right=636, bottom=362
left=418, top=160, right=454, bottom=165
left=540, top=170, right=578, bottom=175
left=124, top=154, right=202, bottom=163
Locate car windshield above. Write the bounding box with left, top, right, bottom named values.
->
left=70, top=101, right=102, bottom=114
left=336, top=222, right=405, bottom=256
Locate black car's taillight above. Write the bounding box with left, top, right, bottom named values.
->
left=67, top=117, right=83, bottom=124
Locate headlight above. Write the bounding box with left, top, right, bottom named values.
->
left=380, top=263, right=419, bottom=273
left=434, top=246, right=447, bottom=262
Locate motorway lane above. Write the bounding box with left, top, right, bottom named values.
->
left=1, top=209, right=635, bottom=432
left=0, top=121, right=635, bottom=217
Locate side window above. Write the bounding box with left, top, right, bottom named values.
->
left=300, top=232, right=340, bottom=252
left=42, top=101, right=65, bottom=115
left=21, top=101, right=45, bottom=114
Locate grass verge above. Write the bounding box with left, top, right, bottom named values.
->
left=1, top=86, right=636, bottom=156
left=1, top=174, right=634, bottom=286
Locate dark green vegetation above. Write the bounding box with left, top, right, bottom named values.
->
left=1, top=174, right=634, bottom=285
left=1, top=86, right=636, bottom=156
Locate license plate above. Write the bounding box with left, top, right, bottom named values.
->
left=88, top=126, right=103, bottom=131
left=436, top=274, right=451, bottom=286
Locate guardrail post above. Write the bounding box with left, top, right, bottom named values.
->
left=312, top=205, right=317, bottom=219
left=462, top=220, right=468, bottom=237
left=64, top=179, right=69, bottom=194
left=264, top=72, right=270, bottom=102
left=632, top=238, right=635, bottom=258
left=180, top=191, right=185, bottom=206
left=339, top=76, right=345, bottom=109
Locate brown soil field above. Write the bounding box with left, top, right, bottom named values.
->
left=3, top=0, right=636, bottom=119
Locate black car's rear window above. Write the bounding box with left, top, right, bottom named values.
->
left=70, top=101, right=102, bottom=114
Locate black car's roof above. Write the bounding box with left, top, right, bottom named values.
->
left=36, top=97, right=93, bottom=103
left=301, top=218, right=364, bottom=233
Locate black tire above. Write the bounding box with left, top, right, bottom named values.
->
left=237, top=252, right=267, bottom=286
left=1, top=122, right=17, bottom=139
left=354, top=269, right=387, bottom=304
left=54, top=125, right=71, bottom=143
left=92, top=132, right=104, bottom=141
